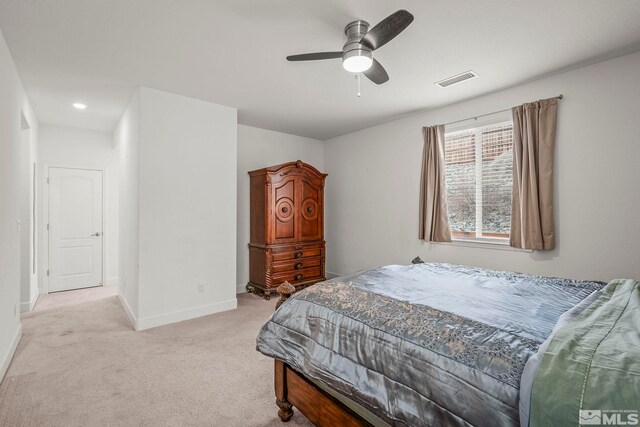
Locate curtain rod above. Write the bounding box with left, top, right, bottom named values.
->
left=443, top=94, right=563, bottom=127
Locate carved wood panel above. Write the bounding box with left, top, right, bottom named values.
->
left=299, top=180, right=322, bottom=241
left=273, top=178, right=296, bottom=242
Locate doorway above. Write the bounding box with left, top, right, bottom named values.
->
left=46, top=166, right=104, bottom=293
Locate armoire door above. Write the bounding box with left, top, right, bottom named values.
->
left=298, top=179, right=323, bottom=241
left=271, top=177, right=298, bottom=243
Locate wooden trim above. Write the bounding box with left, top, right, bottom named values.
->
left=274, top=360, right=370, bottom=426
left=249, top=160, right=328, bottom=179
left=481, top=232, right=509, bottom=238
left=248, top=241, right=327, bottom=250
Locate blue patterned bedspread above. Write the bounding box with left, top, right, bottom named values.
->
left=256, top=263, right=604, bottom=427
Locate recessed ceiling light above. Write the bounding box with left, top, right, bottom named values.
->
left=73, top=103, right=87, bottom=110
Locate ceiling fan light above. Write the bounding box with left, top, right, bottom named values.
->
left=342, top=51, right=373, bottom=73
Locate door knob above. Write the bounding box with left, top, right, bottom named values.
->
left=92, top=232, right=102, bottom=237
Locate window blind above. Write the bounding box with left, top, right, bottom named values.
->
left=445, top=129, right=477, bottom=234
left=445, top=121, right=513, bottom=238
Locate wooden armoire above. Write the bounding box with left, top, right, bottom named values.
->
left=247, top=160, right=327, bottom=299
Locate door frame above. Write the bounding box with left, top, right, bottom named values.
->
left=42, top=163, right=107, bottom=294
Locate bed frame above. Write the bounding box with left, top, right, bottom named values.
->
left=274, top=360, right=370, bottom=426
left=273, top=281, right=371, bottom=426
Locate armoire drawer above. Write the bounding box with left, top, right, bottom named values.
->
left=271, top=246, right=323, bottom=262
left=271, top=257, right=322, bottom=274
left=272, top=267, right=323, bottom=285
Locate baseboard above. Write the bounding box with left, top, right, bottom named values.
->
left=326, top=271, right=342, bottom=279
left=106, top=276, right=119, bottom=287
left=20, top=292, right=39, bottom=313
left=0, top=323, right=22, bottom=383
left=118, top=293, right=138, bottom=331
left=137, top=298, right=238, bottom=331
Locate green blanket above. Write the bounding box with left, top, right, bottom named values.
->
left=531, top=279, right=640, bottom=427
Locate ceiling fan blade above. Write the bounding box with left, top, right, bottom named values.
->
left=286, top=52, right=343, bottom=61
left=363, top=59, right=389, bottom=85
left=360, top=10, right=414, bottom=51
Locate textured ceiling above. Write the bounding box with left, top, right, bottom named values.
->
left=1, top=0, right=640, bottom=139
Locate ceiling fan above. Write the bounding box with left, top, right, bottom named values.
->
left=286, top=10, right=414, bottom=85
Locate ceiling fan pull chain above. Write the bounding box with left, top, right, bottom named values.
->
left=356, top=73, right=361, bottom=98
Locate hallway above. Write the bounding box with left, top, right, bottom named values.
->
left=0, top=288, right=311, bottom=426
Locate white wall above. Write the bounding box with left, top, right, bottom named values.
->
left=324, top=51, right=640, bottom=283
left=236, top=125, right=324, bottom=292
left=115, top=87, right=238, bottom=330
left=137, top=87, right=238, bottom=327
left=0, top=28, right=38, bottom=381
left=19, top=116, right=38, bottom=312
left=114, top=91, right=140, bottom=321
left=38, top=125, right=119, bottom=290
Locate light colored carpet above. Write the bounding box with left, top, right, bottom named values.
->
left=0, top=286, right=312, bottom=426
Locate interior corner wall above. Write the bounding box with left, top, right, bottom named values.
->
left=0, top=27, right=38, bottom=381
left=38, top=125, right=119, bottom=292
left=236, top=125, right=324, bottom=293
left=114, top=90, right=141, bottom=326
left=323, top=51, right=640, bottom=283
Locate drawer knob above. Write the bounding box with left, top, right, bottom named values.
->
left=295, top=262, right=303, bottom=270
left=294, top=274, right=303, bottom=281
left=294, top=251, right=303, bottom=259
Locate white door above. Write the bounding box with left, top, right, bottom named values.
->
left=49, top=167, right=103, bottom=292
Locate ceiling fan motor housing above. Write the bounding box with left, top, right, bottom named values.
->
left=342, top=20, right=372, bottom=72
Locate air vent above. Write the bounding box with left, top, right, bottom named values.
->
left=435, top=71, right=478, bottom=88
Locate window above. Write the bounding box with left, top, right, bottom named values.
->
left=445, top=121, right=513, bottom=241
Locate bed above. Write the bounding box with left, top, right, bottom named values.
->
left=256, top=262, right=638, bottom=426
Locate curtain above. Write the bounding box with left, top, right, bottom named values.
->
left=419, top=125, right=452, bottom=242
left=510, top=97, right=558, bottom=250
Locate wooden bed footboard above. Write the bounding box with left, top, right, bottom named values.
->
left=274, top=359, right=369, bottom=426
left=274, top=281, right=370, bottom=426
